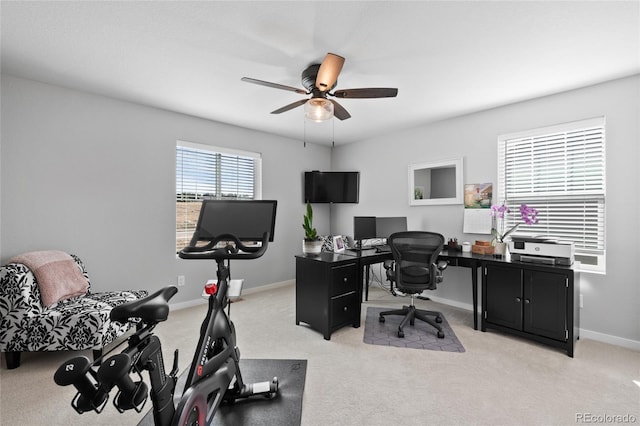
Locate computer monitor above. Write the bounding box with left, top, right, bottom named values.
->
left=353, top=216, right=376, bottom=242
left=190, top=199, right=277, bottom=244
left=375, top=217, right=408, bottom=240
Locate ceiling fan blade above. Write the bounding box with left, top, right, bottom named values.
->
left=330, top=100, right=351, bottom=120
left=271, top=99, right=308, bottom=114
left=241, top=77, right=308, bottom=95
left=332, top=88, right=398, bottom=99
left=315, top=53, right=345, bottom=92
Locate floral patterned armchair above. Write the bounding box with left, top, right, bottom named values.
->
left=0, top=254, right=147, bottom=369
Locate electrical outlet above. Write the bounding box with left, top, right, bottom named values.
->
left=580, top=294, right=584, bottom=308
left=177, top=275, right=186, bottom=287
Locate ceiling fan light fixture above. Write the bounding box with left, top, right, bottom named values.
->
left=304, top=98, right=334, bottom=122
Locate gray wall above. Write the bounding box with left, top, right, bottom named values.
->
left=0, top=75, right=331, bottom=304
left=331, top=75, right=640, bottom=346
left=2, top=73, right=638, bottom=347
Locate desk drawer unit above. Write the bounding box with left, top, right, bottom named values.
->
left=331, top=292, right=358, bottom=329
left=331, top=263, right=358, bottom=296
left=295, top=255, right=360, bottom=340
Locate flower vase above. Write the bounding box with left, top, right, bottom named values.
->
left=494, top=242, right=507, bottom=258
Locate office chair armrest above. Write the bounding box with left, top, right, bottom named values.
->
left=383, top=259, right=395, bottom=283
left=432, top=260, right=448, bottom=285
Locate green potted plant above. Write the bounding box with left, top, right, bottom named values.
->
left=302, top=202, right=322, bottom=255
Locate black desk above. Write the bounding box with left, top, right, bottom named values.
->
left=438, top=249, right=489, bottom=331
left=295, top=250, right=580, bottom=356
left=342, top=248, right=485, bottom=330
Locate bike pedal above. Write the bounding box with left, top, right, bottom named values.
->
left=71, top=390, right=108, bottom=414
left=252, top=377, right=279, bottom=395
left=113, top=381, right=148, bottom=413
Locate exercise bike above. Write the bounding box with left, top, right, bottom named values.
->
left=54, top=230, right=278, bottom=425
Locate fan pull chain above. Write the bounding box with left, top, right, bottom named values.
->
left=332, top=119, right=335, bottom=148
left=303, top=119, right=306, bottom=148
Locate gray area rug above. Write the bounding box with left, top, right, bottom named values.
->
left=364, top=306, right=465, bottom=352
left=138, top=359, right=306, bottom=426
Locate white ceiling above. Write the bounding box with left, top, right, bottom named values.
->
left=2, top=1, right=638, bottom=146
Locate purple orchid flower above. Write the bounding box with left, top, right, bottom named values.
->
left=490, top=203, right=510, bottom=219
left=491, top=202, right=539, bottom=243
left=519, top=204, right=539, bottom=225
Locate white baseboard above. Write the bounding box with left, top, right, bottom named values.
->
left=169, top=297, right=207, bottom=311
left=169, top=279, right=295, bottom=312
left=241, top=279, right=295, bottom=295
left=427, top=294, right=477, bottom=313
left=427, top=294, right=640, bottom=352
left=579, top=328, right=640, bottom=351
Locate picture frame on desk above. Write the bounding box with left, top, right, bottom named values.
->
left=333, top=235, right=345, bottom=253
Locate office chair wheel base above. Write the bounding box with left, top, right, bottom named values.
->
left=397, top=329, right=404, bottom=338
left=379, top=316, right=385, bottom=323
left=436, top=316, right=443, bottom=323
left=437, top=331, right=445, bottom=339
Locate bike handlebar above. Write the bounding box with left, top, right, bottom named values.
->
left=178, top=232, right=270, bottom=261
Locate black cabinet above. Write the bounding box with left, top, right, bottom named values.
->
left=295, top=253, right=360, bottom=340
left=482, top=262, right=579, bottom=357
left=483, top=265, right=523, bottom=330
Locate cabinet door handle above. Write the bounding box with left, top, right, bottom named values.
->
left=524, top=299, right=530, bottom=304
left=516, top=297, right=522, bottom=303
left=343, top=306, right=348, bottom=312
left=343, top=277, right=348, bottom=283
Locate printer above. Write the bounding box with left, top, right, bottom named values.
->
left=508, top=234, right=574, bottom=266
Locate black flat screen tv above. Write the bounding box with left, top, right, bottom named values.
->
left=304, top=171, right=360, bottom=203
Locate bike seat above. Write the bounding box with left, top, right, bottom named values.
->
left=110, top=286, right=178, bottom=324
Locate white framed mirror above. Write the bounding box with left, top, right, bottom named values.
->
left=408, top=157, right=463, bottom=206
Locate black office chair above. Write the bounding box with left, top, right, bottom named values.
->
left=379, top=231, right=448, bottom=338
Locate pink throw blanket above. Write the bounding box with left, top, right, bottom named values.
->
left=8, top=250, right=89, bottom=307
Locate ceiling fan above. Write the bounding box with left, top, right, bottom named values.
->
left=241, top=53, right=398, bottom=121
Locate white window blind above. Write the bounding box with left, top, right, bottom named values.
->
left=497, top=117, right=605, bottom=272
left=176, top=141, right=261, bottom=252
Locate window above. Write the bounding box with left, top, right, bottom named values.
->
left=497, top=117, right=606, bottom=273
left=176, top=141, right=262, bottom=252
